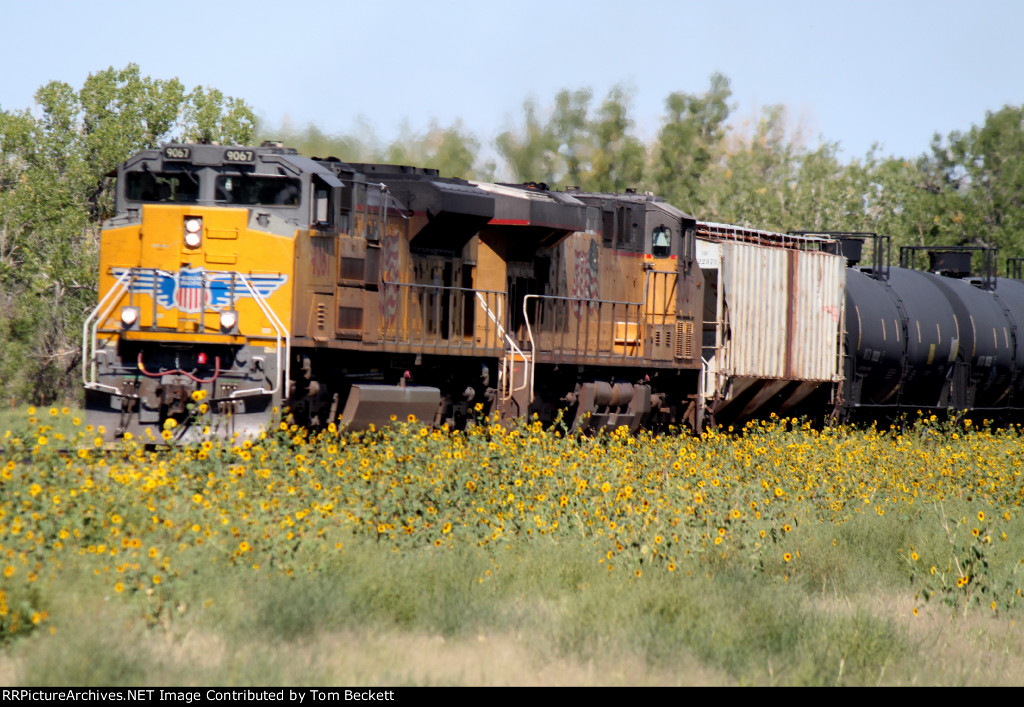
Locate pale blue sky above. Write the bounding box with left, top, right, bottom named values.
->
left=3, top=0, right=1022, bottom=173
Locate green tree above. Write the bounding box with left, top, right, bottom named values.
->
left=381, top=120, right=487, bottom=179
left=548, top=88, right=594, bottom=187
left=0, top=64, right=254, bottom=403
left=586, top=85, right=646, bottom=193
left=701, top=104, right=801, bottom=229
left=496, top=84, right=646, bottom=191
left=650, top=72, right=733, bottom=214
left=495, top=98, right=560, bottom=185
left=260, top=118, right=489, bottom=180
left=923, top=106, right=1024, bottom=255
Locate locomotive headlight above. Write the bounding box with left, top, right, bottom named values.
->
left=219, top=310, right=239, bottom=332
left=120, top=306, right=140, bottom=329
left=183, top=217, right=203, bottom=248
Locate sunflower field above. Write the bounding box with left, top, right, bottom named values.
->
left=2, top=406, right=1024, bottom=685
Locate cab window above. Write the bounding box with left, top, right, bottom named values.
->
left=651, top=225, right=672, bottom=257
left=125, top=171, right=200, bottom=203
left=215, top=175, right=301, bottom=206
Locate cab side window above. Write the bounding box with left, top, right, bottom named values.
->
left=651, top=225, right=672, bottom=257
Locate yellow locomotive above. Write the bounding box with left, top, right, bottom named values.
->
left=84, top=142, right=843, bottom=441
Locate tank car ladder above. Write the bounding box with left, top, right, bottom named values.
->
left=475, top=292, right=533, bottom=416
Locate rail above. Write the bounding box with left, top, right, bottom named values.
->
left=379, top=282, right=506, bottom=354
left=520, top=268, right=678, bottom=364
left=231, top=273, right=290, bottom=398
left=82, top=269, right=135, bottom=395
left=476, top=293, right=532, bottom=403
left=698, top=222, right=836, bottom=251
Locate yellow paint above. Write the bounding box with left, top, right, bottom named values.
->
left=96, top=204, right=295, bottom=347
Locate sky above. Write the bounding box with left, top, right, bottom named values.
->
left=2, top=0, right=1023, bottom=172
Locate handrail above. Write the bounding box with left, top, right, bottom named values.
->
left=699, top=356, right=711, bottom=430
left=476, top=292, right=531, bottom=402
left=383, top=282, right=505, bottom=297
left=521, top=268, right=677, bottom=363
left=381, top=282, right=506, bottom=352
left=698, top=222, right=836, bottom=251
left=230, top=274, right=290, bottom=398
left=82, top=269, right=134, bottom=395
left=81, top=268, right=290, bottom=400
left=522, top=268, right=676, bottom=311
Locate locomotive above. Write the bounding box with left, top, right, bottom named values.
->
left=82, top=141, right=1021, bottom=442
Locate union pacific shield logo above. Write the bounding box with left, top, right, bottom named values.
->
left=112, top=267, right=288, bottom=313
left=175, top=269, right=212, bottom=312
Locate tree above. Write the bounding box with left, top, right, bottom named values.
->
left=586, top=85, right=646, bottom=193
left=650, top=72, right=733, bottom=214
left=700, top=104, right=802, bottom=229
left=0, top=64, right=255, bottom=403
left=496, top=84, right=646, bottom=191
left=495, top=97, right=560, bottom=185
left=381, top=120, right=486, bottom=179
left=926, top=106, right=1024, bottom=255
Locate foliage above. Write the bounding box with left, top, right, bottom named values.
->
left=2, top=409, right=1024, bottom=683
left=649, top=72, right=733, bottom=215
left=491, top=78, right=1024, bottom=264
left=0, top=65, right=254, bottom=405
left=261, top=118, right=495, bottom=181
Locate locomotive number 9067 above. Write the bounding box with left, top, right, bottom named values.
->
left=224, top=149, right=255, bottom=163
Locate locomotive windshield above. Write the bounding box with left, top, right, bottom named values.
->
left=125, top=171, right=200, bottom=203
left=215, top=175, right=301, bottom=207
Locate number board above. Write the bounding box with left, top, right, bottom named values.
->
left=163, top=146, right=191, bottom=160
left=223, top=149, right=255, bottom=163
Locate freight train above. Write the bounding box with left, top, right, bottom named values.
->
left=82, top=141, right=1024, bottom=442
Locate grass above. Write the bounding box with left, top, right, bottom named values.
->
left=2, top=407, right=1024, bottom=684
left=5, top=538, right=1022, bottom=685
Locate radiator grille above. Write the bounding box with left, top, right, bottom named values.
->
left=340, top=257, right=365, bottom=281
left=337, top=306, right=363, bottom=331
left=676, top=321, right=694, bottom=360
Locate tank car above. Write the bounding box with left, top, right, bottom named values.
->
left=804, top=234, right=1024, bottom=421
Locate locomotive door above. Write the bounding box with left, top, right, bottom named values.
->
left=644, top=221, right=680, bottom=361
left=507, top=257, right=552, bottom=349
